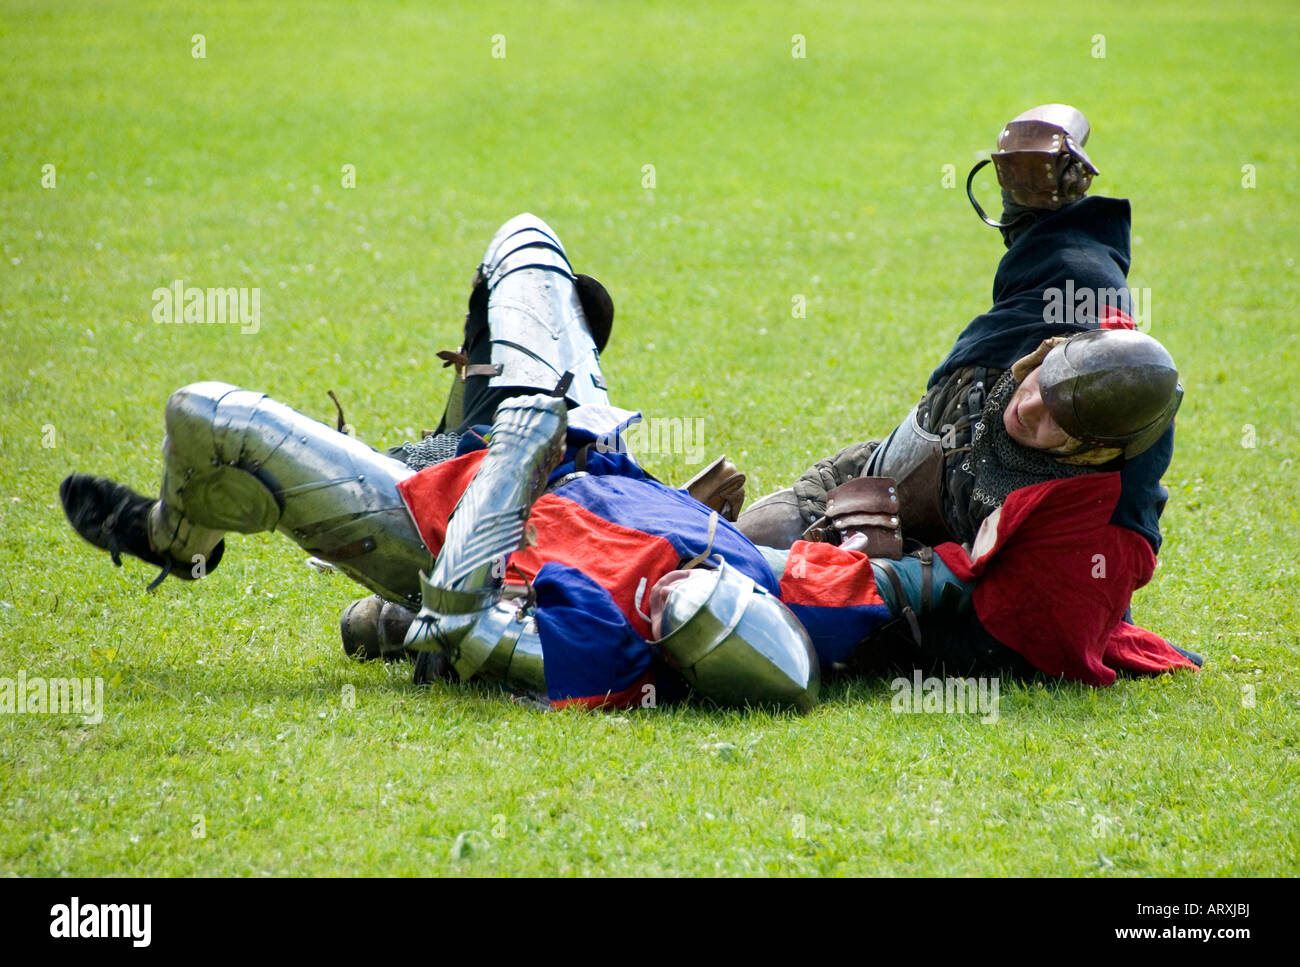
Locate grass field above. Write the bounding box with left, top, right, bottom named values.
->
left=1, top=0, right=1297, bottom=876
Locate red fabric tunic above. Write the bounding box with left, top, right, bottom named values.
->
left=934, top=473, right=1198, bottom=686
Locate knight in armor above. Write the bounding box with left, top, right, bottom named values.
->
left=735, top=104, right=1201, bottom=685
left=58, top=213, right=822, bottom=711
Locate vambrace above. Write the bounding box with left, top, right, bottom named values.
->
left=736, top=441, right=879, bottom=551
left=402, top=393, right=568, bottom=687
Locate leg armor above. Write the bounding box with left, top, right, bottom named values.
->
left=409, top=212, right=614, bottom=456
left=468, top=213, right=611, bottom=409
left=152, top=381, right=432, bottom=605
left=403, top=394, right=567, bottom=689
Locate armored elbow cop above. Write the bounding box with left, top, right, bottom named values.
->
left=406, top=583, right=547, bottom=693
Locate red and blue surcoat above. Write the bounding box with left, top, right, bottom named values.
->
left=397, top=446, right=893, bottom=708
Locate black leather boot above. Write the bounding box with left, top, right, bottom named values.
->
left=59, top=473, right=223, bottom=590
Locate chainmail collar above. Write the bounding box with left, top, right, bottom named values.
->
left=964, top=371, right=1096, bottom=525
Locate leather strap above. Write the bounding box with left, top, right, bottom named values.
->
left=873, top=558, right=923, bottom=647
left=918, top=546, right=933, bottom=616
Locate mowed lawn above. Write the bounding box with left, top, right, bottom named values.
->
left=1, top=0, right=1296, bottom=876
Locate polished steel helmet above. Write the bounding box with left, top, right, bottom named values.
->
left=656, top=563, right=819, bottom=712
left=1039, top=329, right=1183, bottom=459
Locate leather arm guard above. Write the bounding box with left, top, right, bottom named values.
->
left=968, top=104, right=1099, bottom=233
left=993, top=116, right=1097, bottom=210
left=803, top=476, right=903, bottom=559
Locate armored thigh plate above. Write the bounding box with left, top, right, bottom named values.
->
left=477, top=213, right=610, bottom=407
left=160, top=381, right=432, bottom=604
left=655, top=563, right=819, bottom=712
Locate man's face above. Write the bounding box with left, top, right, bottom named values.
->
left=1003, top=367, right=1071, bottom=451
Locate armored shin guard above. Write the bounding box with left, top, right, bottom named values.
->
left=403, top=394, right=567, bottom=689
left=153, top=381, right=432, bottom=604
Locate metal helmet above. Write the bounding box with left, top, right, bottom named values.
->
left=1038, top=329, right=1183, bottom=459
left=655, top=563, right=819, bottom=712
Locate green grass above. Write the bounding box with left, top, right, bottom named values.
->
left=1, top=0, right=1297, bottom=876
